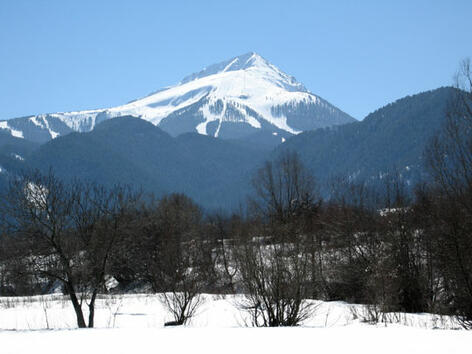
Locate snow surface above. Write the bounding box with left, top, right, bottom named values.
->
left=0, top=294, right=469, bottom=354
left=2, top=325, right=470, bottom=354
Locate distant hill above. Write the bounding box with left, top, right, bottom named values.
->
left=0, top=131, right=39, bottom=191
left=276, top=87, right=455, bottom=194
left=26, top=116, right=267, bottom=210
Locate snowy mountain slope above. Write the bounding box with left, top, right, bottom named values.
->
left=1, top=52, right=355, bottom=143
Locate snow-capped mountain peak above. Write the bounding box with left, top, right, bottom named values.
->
left=180, top=52, right=306, bottom=92
left=1, top=52, right=355, bottom=143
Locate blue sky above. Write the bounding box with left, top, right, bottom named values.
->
left=1, top=0, right=471, bottom=120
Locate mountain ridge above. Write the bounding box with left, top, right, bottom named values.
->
left=0, top=87, right=455, bottom=210
left=0, top=52, right=354, bottom=144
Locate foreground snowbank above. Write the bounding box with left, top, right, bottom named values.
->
left=0, top=294, right=459, bottom=330
left=0, top=294, right=469, bottom=354
left=2, top=325, right=470, bottom=354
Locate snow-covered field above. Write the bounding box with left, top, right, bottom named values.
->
left=0, top=294, right=470, bottom=354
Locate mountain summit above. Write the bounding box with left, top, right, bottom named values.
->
left=0, top=53, right=355, bottom=143
left=180, top=52, right=306, bottom=91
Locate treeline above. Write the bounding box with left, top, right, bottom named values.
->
left=0, top=61, right=470, bottom=329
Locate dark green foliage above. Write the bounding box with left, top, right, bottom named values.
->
left=277, top=87, right=456, bottom=194
left=26, top=116, right=267, bottom=210
left=0, top=131, right=40, bottom=191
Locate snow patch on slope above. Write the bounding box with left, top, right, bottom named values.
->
left=0, top=121, right=24, bottom=138
left=11, top=153, right=24, bottom=161
left=30, top=116, right=61, bottom=139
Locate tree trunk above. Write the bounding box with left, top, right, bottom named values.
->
left=66, top=282, right=86, bottom=328
left=88, top=290, right=98, bottom=328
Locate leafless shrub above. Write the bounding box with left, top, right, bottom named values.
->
left=160, top=292, right=205, bottom=326
left=235, top=239, right=316, bottom=327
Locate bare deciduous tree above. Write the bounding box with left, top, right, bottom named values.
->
left=133, top=194, right=209, bottom=326
left=250, top=151, right=317, bottom=223
left=235, top=153, right=319, bottom=326
left=424, top=58, right=472, bottom=328
left=0, top=170, right=140, bottom=328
